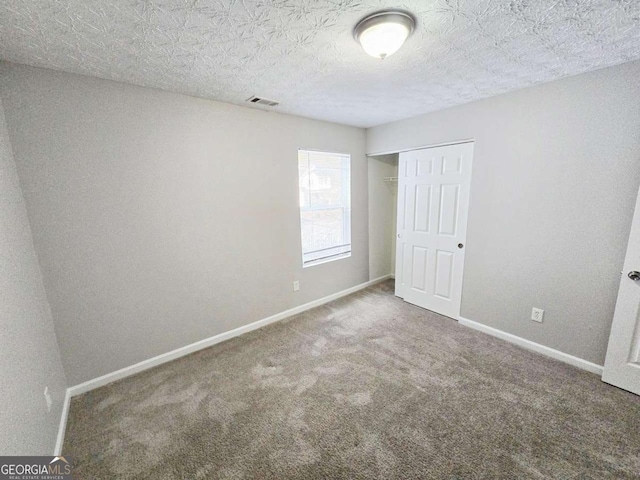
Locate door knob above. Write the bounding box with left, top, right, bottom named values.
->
left=458, top=243, right=464, bottom=249
left=397, top=233, right=401, bottom=238
left=628, top=271, right=640, bottom=281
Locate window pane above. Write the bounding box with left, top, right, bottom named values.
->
left=300, top=210, right=314, bottom=253
left=298, top=154, right=310, bottom=208
left=298, top=150, right=351, bottom=266
left=300, top=208, right=345, bottom=252
left=309, top=167, right=344, bottom=207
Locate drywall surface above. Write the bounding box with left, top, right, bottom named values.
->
left=368, top=154, right=398, bottom=280
left=0, top=63, right=368, bottom=385
left=367, top=60, right=640, bottom=365
left=0, top=96, right=67, bottom=454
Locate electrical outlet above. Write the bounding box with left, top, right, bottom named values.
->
left=531, top=308, right=544, bottom=323
left=44, top=387, right=52, bottom=412
left=293, top=281, right=300, bottom=292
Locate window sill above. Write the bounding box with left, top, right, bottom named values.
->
left=303, top=252, right=351, bottom=268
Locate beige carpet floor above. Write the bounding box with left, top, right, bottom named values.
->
left=64, top=280, right=640, bottom=479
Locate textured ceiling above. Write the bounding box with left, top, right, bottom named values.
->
left=1, top=1, right=639, bottom=128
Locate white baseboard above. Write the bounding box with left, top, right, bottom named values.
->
left=458, top=316, right=603, bottom=375
left=54, top=389, right=71, bottom=455
left=67, top=274, right=392, bottom=398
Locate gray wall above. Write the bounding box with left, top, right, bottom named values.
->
left=368, top=154, right=398, bottom=280
left=367, top=60, right=640, bottom=365
left=0, top=63, right=369, bottom=386
left=0, top=96, right=67, bottom=454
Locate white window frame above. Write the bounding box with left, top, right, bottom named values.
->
left=297, top=149, right=351, bottom=268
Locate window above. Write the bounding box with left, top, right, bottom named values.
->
left=298, top=149, right=351, bottom=267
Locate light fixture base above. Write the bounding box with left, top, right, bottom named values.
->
left=353, top=10, right=416, bottom=59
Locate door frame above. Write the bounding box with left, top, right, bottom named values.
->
left=367, top=138, right=475, bottom=157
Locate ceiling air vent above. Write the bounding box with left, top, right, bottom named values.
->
left=246, top=96, right=279, bottom=107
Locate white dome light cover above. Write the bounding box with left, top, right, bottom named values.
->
left=354, top=10, right=416, bottom=59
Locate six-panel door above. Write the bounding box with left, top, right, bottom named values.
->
left=395, top=142, right=474, bottom=319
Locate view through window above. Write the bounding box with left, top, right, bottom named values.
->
left=298, top=150, right=351, bottom=266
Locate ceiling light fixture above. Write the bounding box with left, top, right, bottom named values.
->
left=354, top=10, right=415, bottom=60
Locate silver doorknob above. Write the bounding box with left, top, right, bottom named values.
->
left=628, top=271, right=640, bottom=281
left=397, top=233, right=401, bottom=238
left=458, top=243, right=464, bottom=249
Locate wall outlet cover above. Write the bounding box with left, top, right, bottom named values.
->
left=531, top=308, right=544, bottom=323
left=293, top=281, right=300, bottom=292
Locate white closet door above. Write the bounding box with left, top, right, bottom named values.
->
left=395, top=142, right=474, bottom=319
left=602, top=186, right=640, bottom=395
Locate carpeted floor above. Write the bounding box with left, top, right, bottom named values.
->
left=64, top=280, right=640, bottom=479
